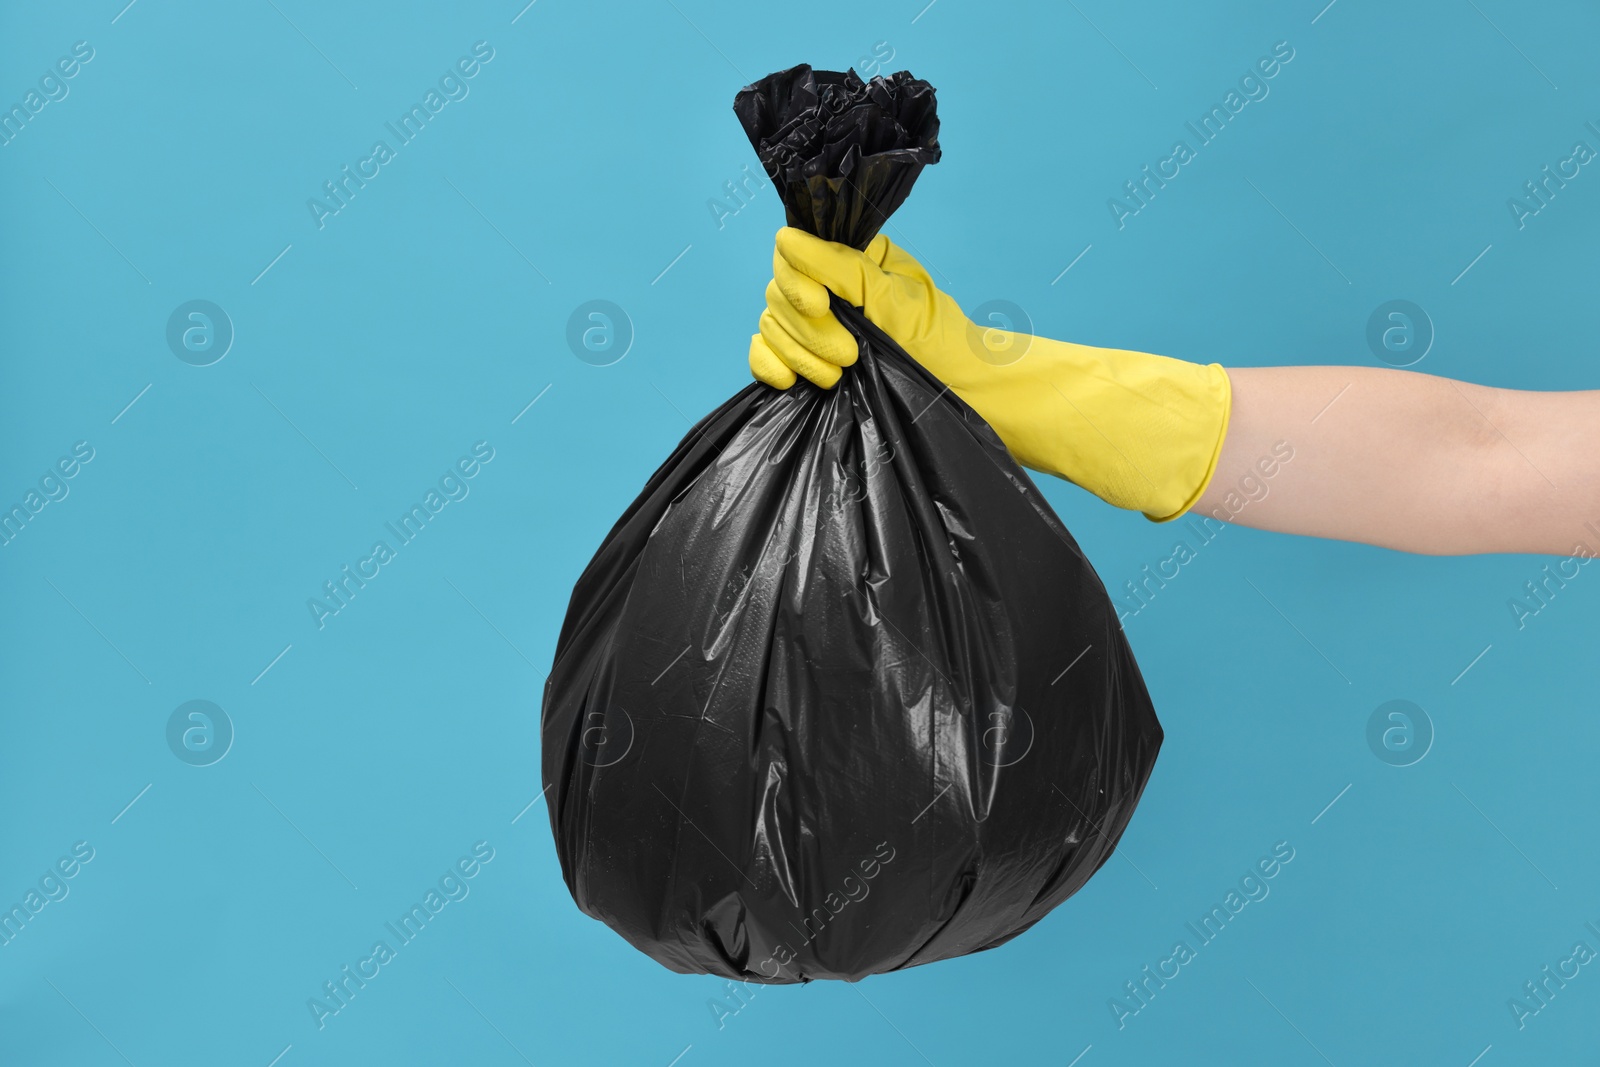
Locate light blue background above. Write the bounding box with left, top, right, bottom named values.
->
left=3, top=1, right=1598, bottom=1064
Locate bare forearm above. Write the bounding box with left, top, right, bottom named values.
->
left=1194, top=366, right=1600, bottom=555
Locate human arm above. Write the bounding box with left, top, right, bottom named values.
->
left=751, top=227, right=1600, bottom=557
left=1202, top=366, right=1600, bottom=556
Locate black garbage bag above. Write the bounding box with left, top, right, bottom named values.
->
left=541, top=64, right=1163, bottom=983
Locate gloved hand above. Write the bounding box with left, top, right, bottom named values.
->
left=748, top=227, right=1233, bottom=522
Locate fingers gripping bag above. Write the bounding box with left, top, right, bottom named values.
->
left=540, top=63, right=1163, bottom=983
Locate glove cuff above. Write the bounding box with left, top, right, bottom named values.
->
left=1142, top=362, right=1233, bottom=523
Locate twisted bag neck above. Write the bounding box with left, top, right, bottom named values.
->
left=733, top=63, right=941, bottom=251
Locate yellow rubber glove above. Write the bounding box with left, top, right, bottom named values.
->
left=748, top=227, right=1232, bottom=522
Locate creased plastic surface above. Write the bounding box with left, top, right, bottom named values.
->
left=732, top=63, right=940, bottom=250
left=540, top=64, right=1162, bottom=983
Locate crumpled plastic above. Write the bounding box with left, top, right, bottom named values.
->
left=540, top=63, right=1163, bottom=983
left=733, top=63, right=940, bottom=248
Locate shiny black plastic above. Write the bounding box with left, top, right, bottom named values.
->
left=541, top=64, right=1162, bottom=983
left=733, top=64, right=940, bottom=250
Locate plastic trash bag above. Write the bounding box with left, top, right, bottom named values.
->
left=541, top=64, right=1163, bottom=983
